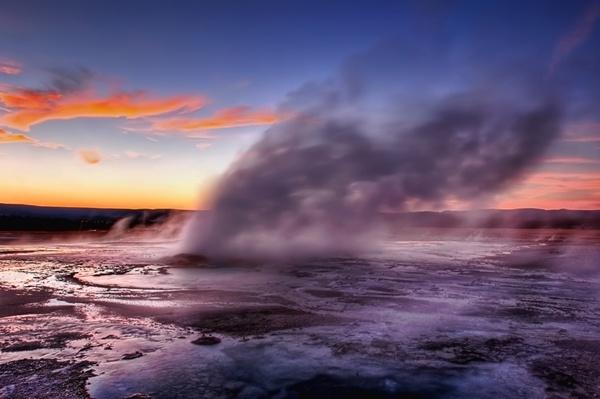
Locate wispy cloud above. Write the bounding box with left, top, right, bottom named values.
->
left=562, top=122, right=600, bottom=142
left=195, top=142, right=213, bottom=150
left=32, top=141, right=67, bottom=150
left=498, top=171, right=600, bottom=209
left=549, top=2, right=600, bottom=76
left=98, top=150, right=162, bottom=161
left=0, top=65, right=204, bottom=132
left=544, top=156, right=600, bottom=164
left=524, top=171, right=600, bottom=190
left=131, top=106, right=280, bottom=134
left=563, top=135, right=600, bottom=143
left=0, top=128, right=31, bottom=143
left=124, top=150, right=161, bottom=160
left=0, top=87, right=206, bottom=131
left=0, top=88, right=62, bottom=109
left=0, top=64, right=277, bottom=154
left=78, top=149, right=102, bottom=165
left=0, top=127, right=66, bottom=149
left=0, top=59, right=21, bottom=75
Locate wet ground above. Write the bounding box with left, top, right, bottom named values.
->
left=0, top=228, right=599, bottom=398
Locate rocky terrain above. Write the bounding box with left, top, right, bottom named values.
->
left=0, top=228, right=598, bottom=398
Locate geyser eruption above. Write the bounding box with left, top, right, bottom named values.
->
left=184, top=42, right=563, bottom=259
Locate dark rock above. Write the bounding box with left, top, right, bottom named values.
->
left=420, top=335, right=526, bottom=364
left=177, top=306, right=337, bottom=336
left=2, top=341, right=45, bottom=352
left=530, top=350, right=600, bottom=399
left=161, top=253, right=210, bottom=266
left=122, top=351, right=144, bottom=360
left=123, top=394, right=152, bottom=399
left=50, top=332, right=91, bottom=347
left=0, top=359, right=94, bottom=399
left=192, top=335, right=221, bottom=345
left=2, top=332, right=90, bottom=352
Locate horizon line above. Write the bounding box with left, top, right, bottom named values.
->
left=1, top=201, right=598, bottom=213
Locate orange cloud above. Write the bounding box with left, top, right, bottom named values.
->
left=0, top=59, right=21, bottom=75
left=0, top=127, right=65, bottom=149
left=145, top=106, right=280, bottom=133
left=0, top=89, right=62, bottom=109
left=0, top=87, right=206, bottom=131
left=78, top=149, right=102, bottom=165
left=549, top=2, right=600, bottom=75
left=0, top=128, right=32, bottom=144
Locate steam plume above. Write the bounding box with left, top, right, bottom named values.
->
left=184, top=42, right=563, bottom=259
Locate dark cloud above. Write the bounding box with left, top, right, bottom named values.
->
left=46, top=67, right=93, bottom=94
left=549, top=2, right=600, bottom=77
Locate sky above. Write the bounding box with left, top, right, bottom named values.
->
left=0, top=0, right=599, bottom=210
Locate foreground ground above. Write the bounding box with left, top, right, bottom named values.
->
left=0, top=228, right=599, bottom=398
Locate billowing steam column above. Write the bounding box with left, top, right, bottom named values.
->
left=183, top=42, right=562, bottom=260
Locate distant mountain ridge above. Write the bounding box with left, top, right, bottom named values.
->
left=0, top=203, right=191, bottom=231
left=383, top=208, right=600, bottom=230
left=0, top=203, right=599, bottom=231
